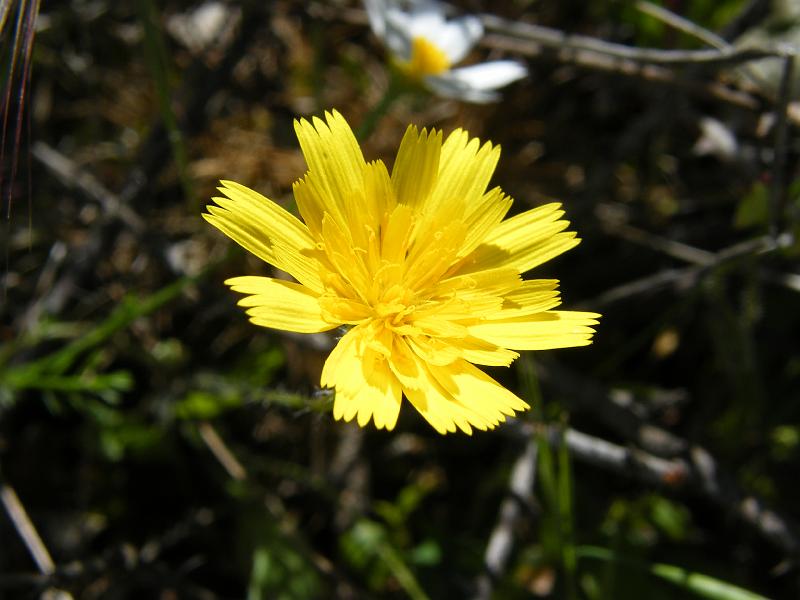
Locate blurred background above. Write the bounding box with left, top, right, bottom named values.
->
left=2, top=0, right=800, bottom=598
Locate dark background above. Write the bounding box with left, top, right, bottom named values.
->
left=2, top=0, right=799, bottom=598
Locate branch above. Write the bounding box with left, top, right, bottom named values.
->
left=0, top=480, right=55, bottom=575
left=480, top=14, right=795, bottom=67
left=482, top=32, right=760, bottom=110
left=31, top=142, right=144, bottom=233
left=473, top=438, right=538, bottom=600
left=532, top=423, right=685, bottom=486
left=535, top=359, right=689, bottom=458
left=197, top=421, right=247, bottom=481
left=0, top=476, right=74, bottom=598
left=593, top=204, right=800, bottom=303
left=635, top=1, right=728, bottom=50
left=507, top=364, right=800, bottom=561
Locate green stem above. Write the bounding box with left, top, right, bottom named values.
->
left=137, top=0, right=193, bottom=201
left=356, top=72, right=405, bottom=141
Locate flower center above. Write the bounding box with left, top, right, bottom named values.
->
left=370, top=284, right=421, bottom=334
left=401, top=36, right=451, bottom=78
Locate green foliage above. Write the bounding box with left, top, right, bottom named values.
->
left=247, top=522, right=323, bottom=600
left=340, top=518, right=433, bottom=600
left=770, top=425, right=800, bottom=461
left=601, top=494, right=693, bottom=547
left=0, top=277, right=193, bottom=408
left=91, top=402, right=165, bottom=462
left=578, top=546, right=769, bottom=600
left=734, top=182, right=770, bottom=230
left=175, top=390, right=240, bottom=420
left=3, top=1, right=800, bottom=598
left=339, top=473, right=442, bottom=598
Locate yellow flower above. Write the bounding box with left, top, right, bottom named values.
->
left=204, top=111, right=599, bottom=434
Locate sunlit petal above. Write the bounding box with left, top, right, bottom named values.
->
left=226, top=276, right=336, bottom=333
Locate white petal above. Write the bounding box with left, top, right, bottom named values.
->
left=436, top=16, right=483, bottom=63
left=404, top=2, right=448, bottom=40
left=445, top=61, right=528, bottom=90
left=364, top=0, right=389, bottom=39
left=425, top=74, right=499, bottom=104
left=384, top=16, right=412, bottom=59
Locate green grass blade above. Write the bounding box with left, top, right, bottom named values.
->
left=136, top=0, right=192, bottom=200
left=577, top=546, right=769, bottom=600
left=45, top=276, right=193, bottom=374
left=558, top=429, right=579, bottom=600
left=374, top=535, right=432, bottom=600
left=1, top=276, right=194, bottom=392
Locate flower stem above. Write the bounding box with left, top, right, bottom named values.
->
left=356, top=72, right=404, bottom=141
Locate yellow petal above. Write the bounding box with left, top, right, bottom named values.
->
left=332, top=388, right=358, bottom=422
left=411, top=317, right=469, bottom=339
left=392, top=338, right=493, bottom=434
left=429, top=359, right=529, bottom=424
left=404, top=220, right=466, bottom=293
left=225, top=276, right=337, bottom=333
left=411, top=130, right=500, bottom=246
left=429, top=130, right=500, bottom=215
left=364, top=159, right=397, bottom=228
left=381, top=204, right=415, bottom=267
left=322, top=326, right=402, bottom=430
left=391, top=125, right=441, bottom=211
left=361, top=348, right=403, bottom=430
left=294, top=110, right=366, bottom=231
left=321, top=326, right=361, bottom=390
left=406, top=335, right=462, bottom=366
left=462, top=203, right=580, bottom=275
left=318, top=295, right=371, bottom=324
left=497, top=279, right=562, bottom=317
left=468, top=310, right=601, bottom=350
left=204, top=181, right=324, bottom=292
left=412, top=294, right=503, bottom=322
left=435, top=267, right=522, bottom=299
left=292, top=173, right=327, bottom=241
left=458, top=186, right=513, bottom=258
left=321, top=214, right=372, bottom=304
left=453, top=336, right=520, bottom=366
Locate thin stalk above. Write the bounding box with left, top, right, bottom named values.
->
left=356, top=72, right=405, bottom=141
left=769, top=54, right=794, bottom=236
left=578, top=546, right=770, bottom=600
left=558, top=428, right=579, bottom=600
left=137, top=0, right=193, bottom=201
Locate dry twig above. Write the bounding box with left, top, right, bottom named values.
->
left=0, top=477, right=74, bottom=599
left=0, top=480, right=55, bottom=575
left=197, top=421, right=247, bottom=481
left=473, top=439, right=538, bottom=600
left=480, top=14, right=795, bottom=67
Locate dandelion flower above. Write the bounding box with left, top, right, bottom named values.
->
left=204, top=111, right=599, bottom=434
left=365, top=0, right=527, bottom=103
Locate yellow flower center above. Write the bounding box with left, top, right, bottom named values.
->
left=373, top=285, right=419, bottom=331
left=400, top=36, right=451, bottom=78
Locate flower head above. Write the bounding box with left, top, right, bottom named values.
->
left=365, top=0, right=527, bottom=103
left=204, top=111, right=599, bottom=434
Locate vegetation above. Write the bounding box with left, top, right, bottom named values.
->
left=2, top=1, right=799, bottom=598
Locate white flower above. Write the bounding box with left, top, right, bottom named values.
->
left=365, top=0, right=527, bottom=103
